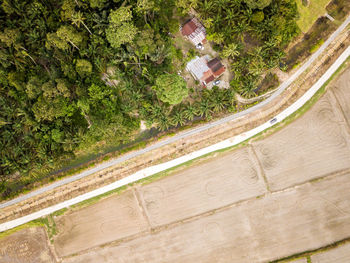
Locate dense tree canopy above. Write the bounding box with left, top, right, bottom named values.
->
left=243, top=0, right=272, bottom=9
left=187, top=0, right=299, bottom=98
left=0, top=0, right=300, bottom=197
left=154, top=74, right=188, bottom=104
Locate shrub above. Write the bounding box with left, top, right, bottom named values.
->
left=309, top=38, right=324, bottom=53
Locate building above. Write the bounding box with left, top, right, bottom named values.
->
left=181, top=18, right=207, bottom=48
left=186, top=55, right=226, bottom=87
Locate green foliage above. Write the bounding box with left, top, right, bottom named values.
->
left=222, top=43, right=241, bottom=58
left=106, top=6, right=139, bottom=48
left=89, top=0, right=107, bottom=9
left=154, top=74, right=188, bottom=104
left=0, top=0, right=300, bottom=199
left=302, top=0, right=309, bottom=7
left=56, top=26, right=83, bottom=50
left=309, top=38, right=324, bottom=53
left=76, top=59, right=93, bottom=77
left=175, top=0, right=199, bottom=13
left=243, top=0, right=272, bottom=9
left=251, top=11, right=265, bottom=23
left=196, top=0, right=299, bottom=97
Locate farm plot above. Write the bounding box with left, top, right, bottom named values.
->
left=138, top=147, right=267, bottom=227
left=252, top=92, right=350, bottom=191
left=0, top=227, right=56, bottom=263
left=54, top=190, right=149, bottom=257
left=311, top=242, right=350, bottom=262
left=331, top=66, right=350, bottom=125
left=63, top=173, right=350, bottom=263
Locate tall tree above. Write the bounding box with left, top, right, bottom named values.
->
left=71, top=11, right=93, bottom=35
left=243, top=0, right=272, bottom=9
left=106, top=6, right=138, bottom=49
left=153, top=74, right=188, bottom=105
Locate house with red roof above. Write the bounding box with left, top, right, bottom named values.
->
left=186, top=55, right=226, bottom=87
left=180, top=18, right=207, bottom=48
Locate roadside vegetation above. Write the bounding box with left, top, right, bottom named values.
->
left=284, top=0, right=350, bottom=71
left=0, top=0, right=344, bottom=198
left=295, top=0, right=330, bottom=33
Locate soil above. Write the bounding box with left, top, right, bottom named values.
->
left=0, top=227, right=56, bottom=263
left=63, top=173, right=350, bottom=263
left=54, top=190, right=149, bottom=257
left=311, top=242, right=350, bottom=262
left=57, top=65, right=350, bottom=261
left=253, top=91, right=350, bottom=191
left=138, top=147, right=267, bottom=227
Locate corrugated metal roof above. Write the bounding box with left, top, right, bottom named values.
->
left=189, top=31, right=206, bottom=46
left=181, top=20, right=197, bottom=36
left=186, top=56, right=210, bottom=80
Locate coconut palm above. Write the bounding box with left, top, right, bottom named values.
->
left=198, top=99, right=212, bottom=118
left=171, top=110, right=186, bottom=127
left=71, top=11, right=92, bottom=35
left=184, top=103, right=197, bottom=121
left=222, top=42, right=241, bottom=58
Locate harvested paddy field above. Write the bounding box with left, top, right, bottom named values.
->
left=0, top=227, right=56, bottom=263
left=138, top=147, right=267, bottom=227
left=332, top=68, right=350, bottom=125
left=63, top=173, right=350, bottom=263
left=252, top=91, right=350, bottom=191
left=54, top=190, right=149, bottom=257
left=311, top=242, right=350, bottom=262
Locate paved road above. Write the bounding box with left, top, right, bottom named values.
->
left=0, top=35, right=349, bottom=233
left=1, top=15, right=349, bottom=210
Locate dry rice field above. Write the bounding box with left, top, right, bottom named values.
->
left=0, top=227, right=56, bottom=263
left=63, top=173, right=350, bottom=263
left=1, top=66, right=350, bottom=263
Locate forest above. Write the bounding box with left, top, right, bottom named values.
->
left=0, top=0, right=299, bottom=197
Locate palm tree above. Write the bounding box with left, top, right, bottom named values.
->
left=222, top=43, right=241, bottom=58
left=158, top=114, right=171, bottom=131
left=171, top=110, right=186, bottom=127
left=224, top=9, right=237, bottom=26
left=243, top=8, right=253, bottom=23
left=234, top=21, right=249, bottom=42
left=71, top=11, right=92, bottom=35
left=241, top=76, right=257, bottom=98
left=184, top=103, right=197, bottom=121
left=226, top=88, right=236, bottom=107
left=210, top=88, right=227, bottom=112
left=198, top=99, right=212, bottom=118
left=200, top=0, right=214, bottom=13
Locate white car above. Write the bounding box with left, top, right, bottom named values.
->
left=196, top=43, right=204, bottom=50
left=213, top=80, right=220, bottom=86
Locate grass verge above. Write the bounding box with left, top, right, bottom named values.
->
left=296, top=0, right=330, bottom=33
left=271, top=237, right=350, bottom=262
